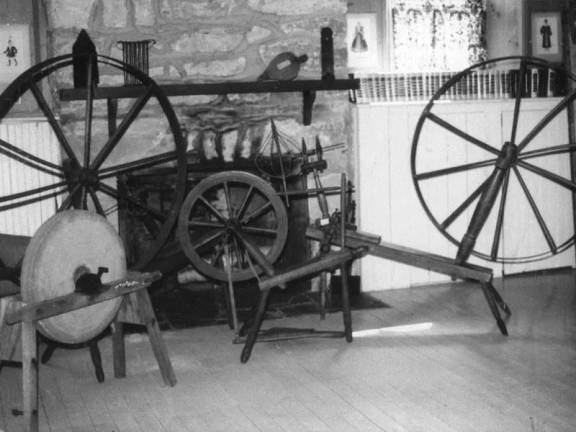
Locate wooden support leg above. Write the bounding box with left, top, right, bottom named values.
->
left=480, top=282, right=509, bottom=336
left=318, top=271, right=328, bottom=320
left=134, top=289, right=176, bottom=386
left=88, top=340, right=105, bottom=383
left=241, top=287, right=272, bottom=364
left=339, top=265, right=353, bottom=343
left=22, top=319, right=38, bottom=432
left=0, top=296, right=22, bottom=371
left=111, top=319, right=126, bottom=379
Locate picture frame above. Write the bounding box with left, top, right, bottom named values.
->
left=0, top=24, right=31, bottom=84
left=529, top=11, right=562, bottom=63
left=346, top=13, right=378, bottom=69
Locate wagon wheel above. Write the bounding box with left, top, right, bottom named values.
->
left=0, top=54, right=187, bottom=270
left=177, top=171, right=288, bottom=282
left=411, top=56, right=576, bottom=264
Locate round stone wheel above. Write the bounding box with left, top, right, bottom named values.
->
left=21, top=210, right=127, bottom=344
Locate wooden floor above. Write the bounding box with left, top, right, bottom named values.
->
left=1, top=269, right=575, bottom=432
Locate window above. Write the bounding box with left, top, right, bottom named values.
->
left=384, top=0, right=487, bottom=72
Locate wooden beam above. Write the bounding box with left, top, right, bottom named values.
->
left=59, top=78, right=360, bottom=101
left=5, top=271, right=161, bottom=325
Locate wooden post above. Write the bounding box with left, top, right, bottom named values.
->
left=21, top=317, right=38, bottom=431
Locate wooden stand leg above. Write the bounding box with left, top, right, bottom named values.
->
left=339, top=265, right=353, bottom=343
left=88, top=340, right=105, bottom=383
left=241, top=287, right=272, bottom=364
left=481, top=282, right=509, bottom=336
left=22, top=319, right=38, bottom=432
left=134, top=289, right=176, bottom=386
left=111, top=319, right=126, bottom=379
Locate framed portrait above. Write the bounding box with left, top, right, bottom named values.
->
left=0, top=25, right=31, bottom=84
left=346, top=13, right=378, bottom=69
left=530, top=12, right=562, bottom=63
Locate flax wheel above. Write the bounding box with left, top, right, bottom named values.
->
left=20, top=210, right=126, bottom=344
left=177, top=171, right=288, bottom=282
left=411, top=56, right=576, bottom=264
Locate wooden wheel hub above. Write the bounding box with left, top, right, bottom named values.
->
left=20, top=210, right=127, bottom=344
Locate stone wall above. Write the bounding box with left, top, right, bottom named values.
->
left=43, top=0, right=354, bottom=210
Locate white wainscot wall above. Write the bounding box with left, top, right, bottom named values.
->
left=356, top=99, right=575, bottom=291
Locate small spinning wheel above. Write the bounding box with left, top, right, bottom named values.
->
left=0, top=54, right=187, bottom=270
left=177, top=171, right=288, bottom=282
left=411, top=56, right=576, bottom=264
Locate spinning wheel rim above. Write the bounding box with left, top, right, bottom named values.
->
left=411, top=56, right=576, bottom=263
left=0, top=54, right=187, bottom=270
left=177, top=171, right=288, bottom=282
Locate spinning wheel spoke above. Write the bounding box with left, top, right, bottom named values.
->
left=440, top=176, right=491, bottom=230
left=241, top=201, right=273, bottom=225
left=198, top=196, right=228, bottom=223
left=509, top=58, right=527, bottom=146
left=518, top=90, right=576, bottom=152
left=58, top=184, right=81, bottom=211
left=86, top=185, right=105, bottom=216
left=239, top=225, right=281, bottom=237
left=29, top=83, right=79, bottom=165
left=517, top=160, right=576, bottom=191
left=223, top=181, right=234, bottom=218
left=416, top=158, right=498, bottom=181
left=0, top=138, right=64, bottom=177
left=99, top=183, right=167, bottom=222
left=0, top=181, right=68, bottom=205
left=90, top=85, right=154, bottom=171
left=83, top=60, right=95, bottom=168
left=190, top=229, right=226, bottom=252
left=236, top=185, right=255, bottom=220
left=513, top=167, right=557, bottom=253
left=425, top=112, right=500, bottom=156
left=490, top=170, right=510, bottom=260
left=0, top=187, right=68, bottom=212
left=518, top=143, right=576, bottom=161
left=187, top=219, right=226, bottom=230
left=98, top=151, right=179, bottom=179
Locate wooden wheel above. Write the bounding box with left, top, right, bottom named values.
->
left=177, top=171, right=288, bottom=282
left=0, top=54, right=187, bottom=270
left=411, top=56, right=576, bottom=264
left=20, top=210, right=126, bottom=344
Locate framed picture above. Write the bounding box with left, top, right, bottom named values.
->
left=346, top=13, right=378, bottom=69
left=530, top=12, right=562, bottom=63
left=0, top=25, right=31, bottom=83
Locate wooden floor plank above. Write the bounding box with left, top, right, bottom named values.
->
left=1, top=270, right=575, bottom=431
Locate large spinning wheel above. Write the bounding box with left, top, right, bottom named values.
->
left=0, top=53, right=187, bottom=270
left=177, top=171, right=288, bottom=282
left=412, top=56, right=576, bottom=264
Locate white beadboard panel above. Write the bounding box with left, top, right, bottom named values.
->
left=356, top=99, right=575, bottom=291
left=0, top=118, right=61, bottom=236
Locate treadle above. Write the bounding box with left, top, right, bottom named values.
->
left=234, top=327, right=344, bottom=343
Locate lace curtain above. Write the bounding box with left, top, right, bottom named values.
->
left=391, top=0, right=487, bottom=72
